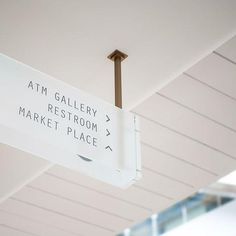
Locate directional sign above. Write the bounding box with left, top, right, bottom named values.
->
left=0, top=53, right=141, bottom=188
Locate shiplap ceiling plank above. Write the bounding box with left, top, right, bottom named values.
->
left=0, top=211, right=76, bottom=236
left=0, top=224, right=34, bottom=236
left=186, top=53, right=236, bottom=100
left=0, top=144, right=51, bottom=203
left=28, top=173, right=148, bottom=221
left=216, top=36, right=236, bottom=63
left=159, top=74, right=236, bottom=131
left=134, top=94, right=236, bottom=158
left=12, top=187, right=128, bottom=232
left=141, top=144, right=216, bottom=188
left=0, top=199, right=112, bottom=236
left=135, top=169, right=193, bottom=199
left=138, top=117, right=236, bottom=175
left=47, top=166, right=172, bottom=212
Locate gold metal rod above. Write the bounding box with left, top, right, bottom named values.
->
left=114, top=56, right=122, bottom=108
left=108, top=50, right=128, bottom=109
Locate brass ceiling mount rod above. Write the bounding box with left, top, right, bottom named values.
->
left=108, top=50, right=128, bottom=109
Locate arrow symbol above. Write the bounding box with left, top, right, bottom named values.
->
left=106, top=115, right=110, bottom=122
left=105, top=146, right=112, bottom=151
left=106, top=129, right=111, bottom=136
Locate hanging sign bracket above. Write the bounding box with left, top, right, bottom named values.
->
left=108, top=50, right=128, bottom=109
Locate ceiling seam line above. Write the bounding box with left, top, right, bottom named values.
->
left=0, top=223, right=39, bottom=236
left=25, top=185, right=134, bottom=222
left=133, top=186, right=174, bottom=200
left=141, top=142, right=218, bottom=176
left=183, top=72, right=236, bottom=102
left=44, top=172, right=152, bottom=212
left=9, top=197, right=115, bottom=233
left=143, top=166, right=195, bottom=188
left=0, top=209, right=84, bottom=236
left=135, top=113, right=236, bottom=161
left=213, top=51, right=236, bottom=65
left=156, top=92, right=236, bottom=134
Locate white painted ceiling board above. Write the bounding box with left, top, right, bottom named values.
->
left=216, top=36, right=236, bottom=63
left=138, top=117, right=236, bottom=175
left=159, top=74, right=236, bottom=131
left=135, top=169, right=194, bottom=199
left=28, top=173, right=148, bottom=221
left=141, top=144, right=216, bottom=188
left=0, top=225, right=34, bottom=236
left=12, top=187, right=128, bottom=232
left=134, top=94, right=236, bottom=158
left=0, top=144, right=52, bottom=203
left=0, top=211, right=76, bottom=236
left=0, top=198, right=112, bottom=236
left=0, top=1, right=236, bottom=108
left=43, top=153, right=193, bottom=203
left=186, top=53, right=236, bottom=100
left=47, top=166, right=172, bottom=211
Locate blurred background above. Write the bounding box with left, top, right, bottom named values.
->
left=118, top=170, right=236, bottom=236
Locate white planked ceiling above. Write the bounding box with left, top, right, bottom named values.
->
left=0, top=0, right=236, bottom=108
left=1, top=35, right=236, bottom=236
left=1, top=1, right=236, bottom=235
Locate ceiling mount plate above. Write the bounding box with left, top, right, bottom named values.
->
left=108, top=50, right=128, bottom=61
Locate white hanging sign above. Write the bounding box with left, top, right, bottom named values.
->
left=0, top=53, right=141, bottom=188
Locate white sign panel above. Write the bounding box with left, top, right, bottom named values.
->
left=0, top=54, right=141, bottom=188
